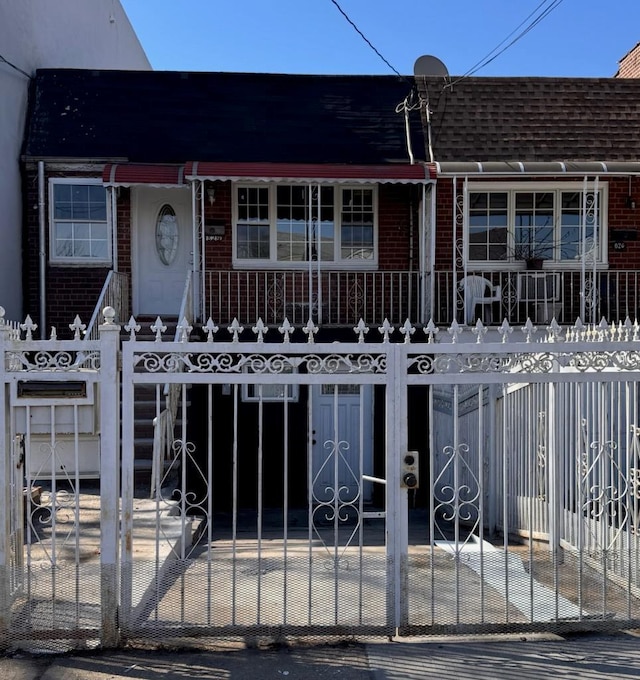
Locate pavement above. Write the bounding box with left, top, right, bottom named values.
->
left=2, top=631, right=640, bottom=679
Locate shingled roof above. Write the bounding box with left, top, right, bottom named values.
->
left=24, top=69, right=424, bottom=166
left=416, top=76, right=640, bottom=163
left=24, top=70, right=640, bottom=169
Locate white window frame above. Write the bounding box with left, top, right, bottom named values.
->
left=232, top=183, right=378, bottom=269
left=466, top=181, right=608, bottom=269
left=49, top=178, right=112, bottom=265
left=241, top=365, right=299, bottom=403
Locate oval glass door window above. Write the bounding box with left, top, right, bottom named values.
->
left=155, top=204, right=179, bottom=265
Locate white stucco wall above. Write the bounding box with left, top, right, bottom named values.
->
left=0, top=0, right=150, bottom=321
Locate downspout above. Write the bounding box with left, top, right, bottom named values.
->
left=451, top=177, right=457, bottom=322
left=429, top=183, right=436, bottom=324
left=316, top=184, right=322, bottom=324
left=592, top=176, right=600, bottom=324
left=408, top=191, right=414, bottom=318
left=38, top=161, right=46, bottom=339
left=580, top=176, right=588, bottom=322
left=199, top=180, right=205, bottom=322
left=110, top=186, right=118, bottom=271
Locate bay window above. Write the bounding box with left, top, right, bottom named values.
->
left=50, top=179, right=110, bottom=264
left=234, top=184, right=376, bottom=266
left=468, top=183, right=606, bottom=265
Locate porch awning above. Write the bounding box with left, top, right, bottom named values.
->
left=102, top=163, right=185, bottom=187
left=185, top=161, right=436, bottom=183
left=433, top=161, right=640, bottom=176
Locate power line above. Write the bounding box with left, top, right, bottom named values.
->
left=0, top=54, right=31, bottom=79
left=329, top=0, right=403, bottom=78
left=448, top=0, right=565, bottom=86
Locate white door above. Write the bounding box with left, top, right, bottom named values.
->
left=133, top=187, right=192, bottom=316
left=311, top=384, right=374, bottom=503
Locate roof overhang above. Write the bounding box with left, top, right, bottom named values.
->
left=103, top=163, right=186, bottom=187
left=185, top=161, right=436, bottom=184
left=434, top=161, right=640, bottom=176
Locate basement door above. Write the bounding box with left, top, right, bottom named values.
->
left=311, top=384, right=374, bottom=504
left=132, top=186, right=192, bottom=316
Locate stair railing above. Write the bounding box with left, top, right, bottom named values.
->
left=150, top=272, right=193, bottom=498
left=84, top=271, right=129, bottom=341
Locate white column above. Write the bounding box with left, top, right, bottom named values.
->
left=0, top=312, right=10, bottom=648
left=98, top=306, right=121, bottom=647
left=386, top=344, right=409, bottom=631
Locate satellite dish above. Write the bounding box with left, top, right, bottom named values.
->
left=413, top=55, right=449, bottom=78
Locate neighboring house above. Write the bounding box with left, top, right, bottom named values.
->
left=415, top=75, right=640, bottom=327
left=616, top=41, right=640, bottom=77
left=0, top=0, right=149, bottom=323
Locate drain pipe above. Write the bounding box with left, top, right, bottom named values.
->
left=38, top=161, right=46, bottom=339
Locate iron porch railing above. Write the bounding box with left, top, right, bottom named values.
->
left=204, top=269, right=422, bottom=326
left=433, top=268, right=640, bottom=327
left=202, top=268, right=640, bottom=328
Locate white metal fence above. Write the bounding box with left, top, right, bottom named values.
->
left=3, top=307, right=640, bottom=651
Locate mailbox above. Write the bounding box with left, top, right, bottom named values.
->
left=12, top=379, right=100, bottom=480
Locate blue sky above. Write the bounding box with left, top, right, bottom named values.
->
left=120, top=0, right=639, bottom=77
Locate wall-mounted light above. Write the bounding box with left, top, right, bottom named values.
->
left=628, top=177, right=636, bottom=210
left=207, top=187, right=216, bottom=205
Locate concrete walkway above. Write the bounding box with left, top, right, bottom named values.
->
left=2, top=632, right=640, bottom=679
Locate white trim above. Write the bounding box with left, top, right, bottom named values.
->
left=231, top=182, right=379, bottom=269
left=48, top=178, right=112, bottom=266
left=241, top=365, right=299, bottom=403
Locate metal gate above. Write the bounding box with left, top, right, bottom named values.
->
left=3, top=308, right=640, bottom=652
left=118, top=322, right=399, bottom=642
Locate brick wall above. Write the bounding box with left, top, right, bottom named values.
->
left=617, top=42, right=640, bottom=78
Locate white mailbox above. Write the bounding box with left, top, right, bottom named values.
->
left=12, top=379, right=100, bottom=480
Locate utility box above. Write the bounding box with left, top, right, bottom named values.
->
left=12, top=379, right=100, bottom=480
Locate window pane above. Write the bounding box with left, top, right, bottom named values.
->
left=276, top=185, right=308, bottom=261
left=75, top=223, right=91, bottom=239
left=560, top=191, right=598, bottom=261
left=237, top=223, right=269, bottom=259
left=468, top=192, right=508, bottom=260
left=237, top=187, right=268, bottom=222
left=341, top=188, right=373, bottom=260
left=91, top=240, right=108, bottom=258
left=52, top=184, right=109, bottom=261
left=55, top=238, right=74, bottom=258
left=514, top=192, right=554, bottom=260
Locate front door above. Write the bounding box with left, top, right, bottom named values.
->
left=133, top=187, right=192, bottom=316
left=311, top=384, right=374, bottom=503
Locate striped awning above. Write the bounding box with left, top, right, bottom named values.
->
left=185, top=161, right=436, bottom=183
left=102, top=164, right=185, bottom=187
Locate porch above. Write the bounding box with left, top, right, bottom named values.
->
left=198, top=268, right=640, bottom=328
left=435, top=268, right=640, bottom=327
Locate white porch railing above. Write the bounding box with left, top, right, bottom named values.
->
left=151, top=272, right=194, bottom=498
left=204, top=269, right=421, bottom=325
left=84, top=271, right=129, bottom=340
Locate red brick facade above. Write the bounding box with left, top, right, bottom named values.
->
left=23, top=162, right=640, bottom=335
left=24, top=166, right=421, bottom=335
left=617, top=42, right=640, bottom=78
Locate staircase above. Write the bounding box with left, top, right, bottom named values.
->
left=126, top=317, right=179, bottom=495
